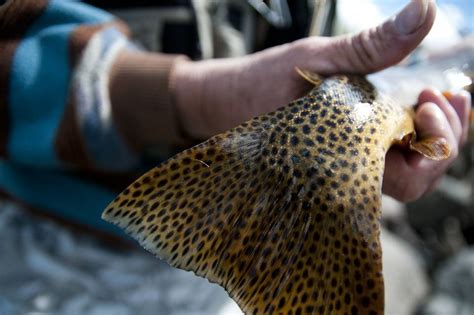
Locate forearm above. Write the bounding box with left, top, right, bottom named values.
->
left=172, top=57, right=246, bottom=139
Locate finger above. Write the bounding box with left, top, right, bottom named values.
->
left=383, top=102, right=458, bottom=202
left=317, top=0, right=436, bottom=74
left=443, top=90, right=471, bottom=145
left=383, top=149, right=416, bottom=201
left=417, top=89, right=463, bottom=143
left=408, top=102, right=458, bottom=193
left=412, top=101, right=458, bottom=164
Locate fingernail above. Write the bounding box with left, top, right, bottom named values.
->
left=394, top=0, right=431, bottom=35
left=416, top=102, right=449, bottom=136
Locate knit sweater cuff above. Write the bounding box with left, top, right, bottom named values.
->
left=109, top=51, right=193, bottom=154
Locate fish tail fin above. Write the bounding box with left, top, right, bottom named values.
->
left=103, top=88, right=385, bottom=314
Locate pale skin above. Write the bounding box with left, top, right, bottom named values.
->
left=170, top=0, right=471, bottom=203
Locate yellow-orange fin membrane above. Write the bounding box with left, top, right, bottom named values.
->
left=410, top=135, right=451, bottom=160
left=295, top=67, right=323, bottom=86
left=103, top=75, right=393, bottom=315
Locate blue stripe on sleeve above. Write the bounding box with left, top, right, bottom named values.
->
left=36, top=0, right=113, bottom=26
left=8, top=24, right=73, bottom=167
left=0, top=160, right=127, bottom=237
left=7, top=0, right=113, bottom=167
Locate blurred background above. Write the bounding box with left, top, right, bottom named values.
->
left=0, top=0, right=473, bottom=314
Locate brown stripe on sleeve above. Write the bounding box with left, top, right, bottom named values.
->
left=109, top=51, right=192, bottom=152
left=54, top=96, right=94, bottom=169
left=0, top=0, right=48, bottom=158
left=54, top=21, right=130, bottom=169
left=74, top=169, right=142, bottom=192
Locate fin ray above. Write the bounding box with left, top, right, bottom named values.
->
left=295, top=67, right=323, bottom=86
left=410, top=135, right=451, bottom=160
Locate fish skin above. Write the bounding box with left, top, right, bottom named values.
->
left=102, top=72, right=449, bottom=315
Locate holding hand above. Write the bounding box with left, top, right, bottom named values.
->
left=173, top=0, right=471, bottom=202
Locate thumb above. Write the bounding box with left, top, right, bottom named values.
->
left=320, top=0, right=436, bottom=74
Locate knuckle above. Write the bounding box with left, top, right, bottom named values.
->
left=348, top=25, right=391, bottom=73
left=349, top=32, right=377, bottom=72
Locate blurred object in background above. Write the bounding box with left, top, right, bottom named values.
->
left=368, top=38, right=473, bottom=106
left=335, top=0, right=472, bottom=51
left=0, top=200, right=231, bottom=315
left=308, top=0, right=335, bottom=36
left=419, top=249, right=474, bottom=315
left=85, top=0, right=336, bottom=59
left=381, top=227, right=430, bottom=315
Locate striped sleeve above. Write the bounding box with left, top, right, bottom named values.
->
left=0, top=0, right=185, bottom=172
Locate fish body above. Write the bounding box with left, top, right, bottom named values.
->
left=102, top=71, right=448, bottom=314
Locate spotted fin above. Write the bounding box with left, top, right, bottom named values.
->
left=103, top=78, right=394, bottom=314
left=103, top=74, right=454, bottom=314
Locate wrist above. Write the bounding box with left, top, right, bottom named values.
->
left=172, top=58, right=207, bottom=139
left=173, top=57, right=249, bottom=139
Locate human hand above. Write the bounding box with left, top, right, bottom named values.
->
left=383, top=89, right=471, bottom=201
left=173, top=0, right=471, bottom=201
left=174, top=0, right=437, bottom=138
